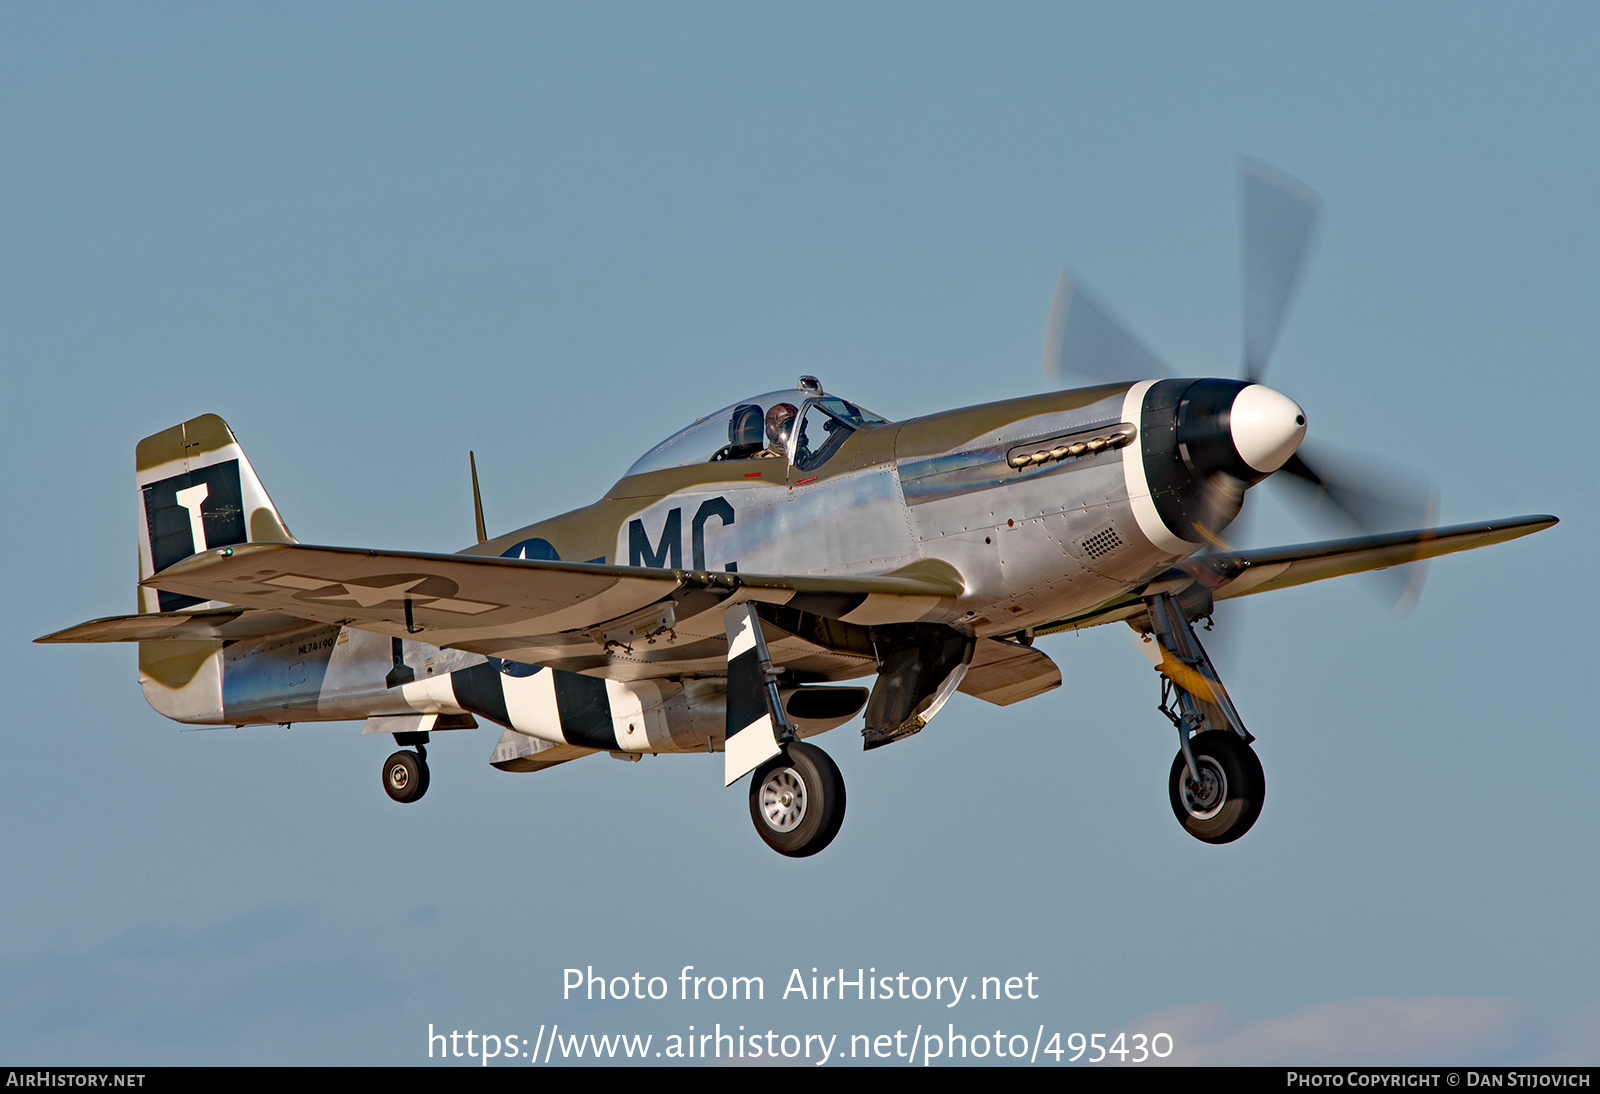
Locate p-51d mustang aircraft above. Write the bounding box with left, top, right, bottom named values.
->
left=40, top=162, right=1555, bottom=857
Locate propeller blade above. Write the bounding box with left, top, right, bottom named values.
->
left=1275, top=444, right=1440, bottom=611
left=1241, top=158, right=1322, bottom=382
left=1183, top=480, right=1255, bottom=676
left=1189, top=472, right=1247, bottom=551
left=1042, top=270, right=1170, bottom=387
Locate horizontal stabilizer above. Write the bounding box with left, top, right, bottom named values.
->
left=36, top=608, right=318, bottom=644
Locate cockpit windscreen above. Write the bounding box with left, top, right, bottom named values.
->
left=624, top=390, right=887, bottom=477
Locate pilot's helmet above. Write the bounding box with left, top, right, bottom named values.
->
left=728, top=404, right=764, bottom=450
left=765, top=402, right=798, bottom=446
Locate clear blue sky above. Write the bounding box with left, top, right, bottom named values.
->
left=3, top=2, right=1593, bottom=1065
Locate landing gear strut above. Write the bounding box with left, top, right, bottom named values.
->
left=748, top=742, right=846, bottom=857
left=1141, top=592, right=1265, bottom=844
left=383, top=742, right=430, bottom=803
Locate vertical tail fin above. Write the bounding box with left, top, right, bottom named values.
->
left=135, top=414, right=295, bottom=615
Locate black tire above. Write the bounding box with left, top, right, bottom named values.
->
left=383, top=750, right=429, bottom=804
left=748, top=742, right=846, bottom=857
left=1168, top=732, right=1264, bottom=844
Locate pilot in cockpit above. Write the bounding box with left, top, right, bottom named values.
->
left=712, top=401, right=799, bottom=462
left=758, top=402, right=797, bottom=459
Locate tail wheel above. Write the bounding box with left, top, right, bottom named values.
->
left=383, top=750, right=430, bottom=804
left=748, top=742, right=845, bottom=857
left=1168, top=732, right=1264, bottom=844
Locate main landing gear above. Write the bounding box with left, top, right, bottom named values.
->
left=1167, top=729, right=1264, bottom=844
left=383, top=739, right=430, bottom=804
left=1142, top=592, right=1265, bottom=845
left=748, top=742, right=846, bottom=858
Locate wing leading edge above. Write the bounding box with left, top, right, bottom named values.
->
left=1199, top=515, right=1557, bottom=600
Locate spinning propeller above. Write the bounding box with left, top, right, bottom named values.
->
left=1042, top=158, right=1437, bottom=609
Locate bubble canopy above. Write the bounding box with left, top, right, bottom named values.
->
left=624, top=388, right=888, bottom=477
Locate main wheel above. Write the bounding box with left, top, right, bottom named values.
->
left=383, top=750, right=430, bottom=804
left=748, top=742, right=846, bottom=857
left=1168, top=732, right=1264, bottom=844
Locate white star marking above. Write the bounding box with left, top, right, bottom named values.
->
left=312, top=578, right=426, bottom=607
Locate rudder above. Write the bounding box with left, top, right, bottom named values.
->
left=135, top=414, right=296, bottom=615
